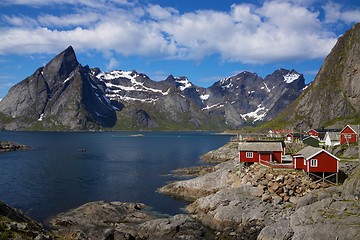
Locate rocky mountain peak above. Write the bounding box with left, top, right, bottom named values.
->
left=41, top=45, right=79, bottom=88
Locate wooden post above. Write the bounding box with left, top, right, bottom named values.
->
left=336, top=172, right=339, bottom=185
left=322, top=172, right=325, bottom=182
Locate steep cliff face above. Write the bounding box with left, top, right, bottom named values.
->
left=277, top=23, right=360, bottom=130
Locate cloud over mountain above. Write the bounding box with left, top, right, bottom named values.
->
left=1, top=0, right=358, bottom=64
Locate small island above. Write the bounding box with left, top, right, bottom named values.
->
left=0, top=141, right=30, bottom=153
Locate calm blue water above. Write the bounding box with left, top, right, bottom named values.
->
left=0, top=131, right=231, bottom=223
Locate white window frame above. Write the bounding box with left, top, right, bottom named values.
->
left=310, top=159, right=318, bottom=167
left=246, top=152, right=253, bottom=158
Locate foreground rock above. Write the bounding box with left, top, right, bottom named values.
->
left=186, top=188, right=294, bottom=239
left=0, top=141, right=30, bottom=152
left=0, top=201, right=53, bottom=239
left=258, top=162, right=360, bottom=240
left=49, top=201, right=214, bottom=240
left=159, top=160, right=239, bottom=201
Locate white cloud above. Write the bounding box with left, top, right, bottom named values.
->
left=107, top=57, right=119, bottom=71
left=2, top=15, right=38, bottom=27
left=38, top=13, right=100, bottom=28
left=147, top=4, right=178, bottom=20
left=323, top=2, right=360, bottom=24
left=0, top=0, right=357, bottom=65
left=0, top=0, right=133, bottom=8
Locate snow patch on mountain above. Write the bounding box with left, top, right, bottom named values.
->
left=96, top=70, right=170, bottom=104
left=240, top=104, right=268, bottom=122
left=175, top=77, right=192, bottom=91
left=97, top=70, right=139, bottom=80
left=262, top=82, right=271, bottom=92
left=37, top=113, right=44, bottom=122
left=283, top=72, right=300, bottom=83
left=200, top=94, right=210, bottom=100
left=107, top=94, right=157, bottom=104
left=202, top=103, right=224, bottom=111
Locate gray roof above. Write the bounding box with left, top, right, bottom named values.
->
left=238, top=142, right=283, bottom=152
left=294, top=146, right=340, bottom=161
left=294, top=146, right=322, bottom=159
left=347, top=125, right=360, bottom=134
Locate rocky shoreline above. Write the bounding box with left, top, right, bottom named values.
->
left=1, top=142, right=359, bottom=239
left=159, top=143, right=360, bottom=239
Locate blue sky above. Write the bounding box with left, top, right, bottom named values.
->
left=0, top=0, right=360, bottom=99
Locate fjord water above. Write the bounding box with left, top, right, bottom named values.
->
left=0, top=131, right=230, bottom=222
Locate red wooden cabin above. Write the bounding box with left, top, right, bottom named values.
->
left=239, top=142, right=283, bottom=163
left=292, top=146, right=339, bottom=173
left=340, top=125, right=359, bottom=145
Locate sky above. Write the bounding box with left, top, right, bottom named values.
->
left=0, top=0, right=360, bottom=99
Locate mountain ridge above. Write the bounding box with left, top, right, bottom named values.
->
left=0, top=46, right=306, bottom=130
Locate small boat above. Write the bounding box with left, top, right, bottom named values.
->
left=129, top=134, right=145, bottom=137
left=77, top=148, right=87, bottom=152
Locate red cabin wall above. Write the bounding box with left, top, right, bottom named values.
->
left=273, top=151, right=282, bottom=163
left=293, top=156, right=304, bottom=170
left=340, top=126, right=358, bottom=145
left=239, top=151, right=259, bottom=163
left=306, top=151, right=338, bottom=173
left=259, top=152, right=271, bottom=161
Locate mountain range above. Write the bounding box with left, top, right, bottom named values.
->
left=0, top=47, right=306, bottom=130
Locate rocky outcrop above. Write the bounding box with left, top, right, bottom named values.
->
left=258, top=163, right=360, bottom=240
left=0, top=201, right=53, bottom=239
left=186, top=188, right=293, bottom=239
left=159, top=160, right=239, bottom=201
left=182, top=162, right=345, bottom=239
left=200, top=141, right=238, bottom=163
left=0, top=141, right=30, bottom=152
left=160, top=160, right=324, bottom=206
left=49, top=201, right=213, bottom=240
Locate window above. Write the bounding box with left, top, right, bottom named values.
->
left=310, top=159, right=318, bottom=167
left=246, top=152, right=253, bottom=158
